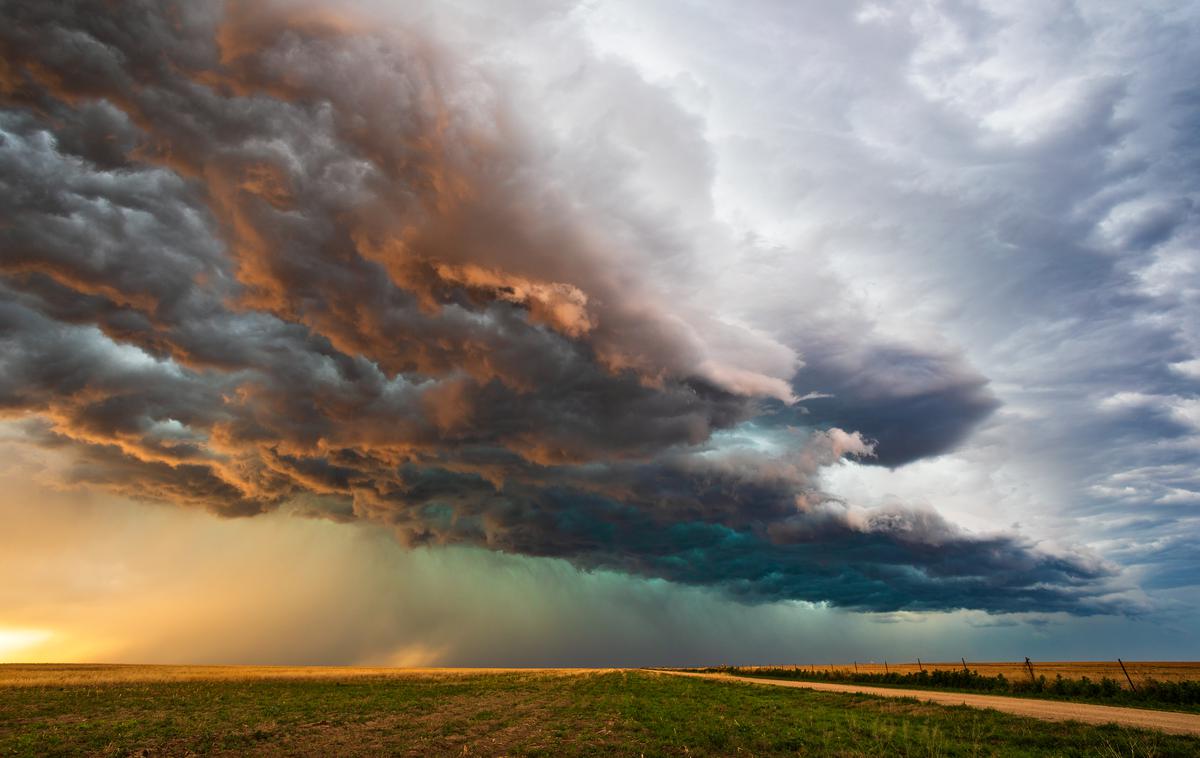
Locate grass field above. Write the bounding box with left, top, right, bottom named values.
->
left=3, top=665, right=1200, bottom=757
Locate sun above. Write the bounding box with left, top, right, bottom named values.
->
left=0, top=627, right=53, bottom=661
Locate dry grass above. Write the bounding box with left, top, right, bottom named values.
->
left=737, top=661, right=1200, bottom=687
left=6, top=662, right=1196, bottom=689
left=0, top=664, right=605, bottom=688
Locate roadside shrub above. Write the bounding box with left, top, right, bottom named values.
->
left=698, top=665, right=1200, bottom=709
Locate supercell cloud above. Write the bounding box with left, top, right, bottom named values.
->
left=2, top=0, right=1184, bottom=618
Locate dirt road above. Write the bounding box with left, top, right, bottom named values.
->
left=649, top=669, right=1200, bottom=736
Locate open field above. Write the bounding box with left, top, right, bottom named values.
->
left=0, top=665, right=544, bottom=687
left=725, top=661, right=1200, bottom=685
left=4, top=666, right=1200, bottom=757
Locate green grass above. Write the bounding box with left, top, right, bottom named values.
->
left=2, top=670, right=1198, bottom=756
left=697, top=666, right=1200, bottom=714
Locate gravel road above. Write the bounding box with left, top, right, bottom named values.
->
left=650, top=669, right=1200, bottom=736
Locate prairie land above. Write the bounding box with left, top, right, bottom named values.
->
left=3, top=665, right=1200, bottom=757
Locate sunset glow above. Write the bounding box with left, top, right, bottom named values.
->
left=0, top=629, right=53, bottom=662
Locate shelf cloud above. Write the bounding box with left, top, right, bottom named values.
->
left=0, top=0, right=1163, bottom=617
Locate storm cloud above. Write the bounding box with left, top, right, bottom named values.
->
left=0, top=0, right=1138, bottom=614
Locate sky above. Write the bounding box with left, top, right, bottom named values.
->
left=0, top=0, right=1197, bottom=665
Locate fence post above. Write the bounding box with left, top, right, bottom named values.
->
left=1118, top=658, right=1138, bottom=693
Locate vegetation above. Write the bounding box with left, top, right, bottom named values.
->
left=699, top=666, right=1200, bottom=712
left=2, top=667, right=1200, bottom=756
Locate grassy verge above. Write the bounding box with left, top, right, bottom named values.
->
left=2, top=669, right=1199, bottom=756
left=694, top=666, right=1200, bottom=714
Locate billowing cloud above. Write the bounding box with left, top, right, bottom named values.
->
left=0, top=0, right=1133, bottom=614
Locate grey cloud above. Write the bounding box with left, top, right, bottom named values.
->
left=785, top=343, right=999, bottom=466
left=585, top=0, right=1199, bottom=600
left=0, top=0, right=1130, bottom=614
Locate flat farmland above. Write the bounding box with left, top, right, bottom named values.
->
left=0, top=664, right=537, bottom=687
left=4, top=665, right=1200, bottom=757
left=734, top=661, right=1200, bottom=685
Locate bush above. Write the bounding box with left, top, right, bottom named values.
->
left=698, top=665, right=1200, bottom=709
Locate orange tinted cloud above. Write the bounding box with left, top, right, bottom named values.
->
left=0, top=1, right=1109, bottom=615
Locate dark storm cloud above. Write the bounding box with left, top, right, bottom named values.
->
left=784, top=343, right=999, bottom=466
left=0, top=0, right=1122, bottom=613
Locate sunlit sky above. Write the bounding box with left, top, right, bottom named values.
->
left=1, top=0, right=1197, bottom=665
